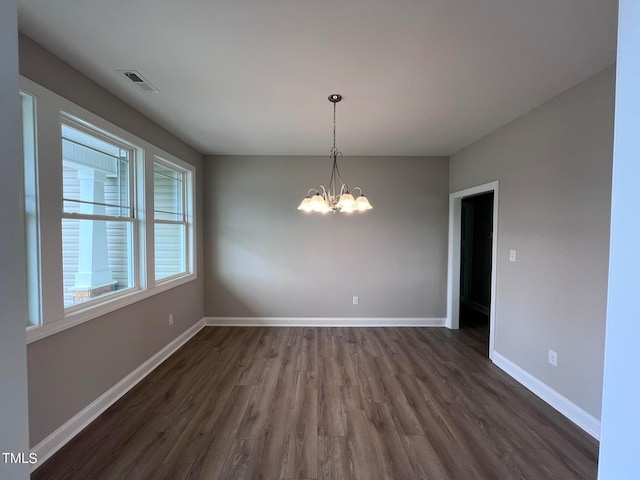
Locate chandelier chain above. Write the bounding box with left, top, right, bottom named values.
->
left=333, top=101, right=337, bottom=152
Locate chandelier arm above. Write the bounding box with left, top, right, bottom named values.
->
left=351, top=186, right=363, bottom=196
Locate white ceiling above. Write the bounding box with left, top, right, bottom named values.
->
left=17, top=0, right=617, bottom=156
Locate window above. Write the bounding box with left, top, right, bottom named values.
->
left=61, top=122, right=136, bottom=308
left=21, top=92, right=41, bottom=327
left=20, top=77, right=197, bottom=342
left=154, top=159, right=191, bottom=282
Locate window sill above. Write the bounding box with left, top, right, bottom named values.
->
left=26, top=273, right=196, bottom=344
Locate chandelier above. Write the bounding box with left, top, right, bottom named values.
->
left=297, top=94, right=373, bottom=214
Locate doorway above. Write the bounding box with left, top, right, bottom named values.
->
left=460, top=192, right=494, bottom=351
left=447, top=181, right=498, bottom=359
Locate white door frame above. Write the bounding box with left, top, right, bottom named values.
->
left=446, top=181, right=499, bottom=360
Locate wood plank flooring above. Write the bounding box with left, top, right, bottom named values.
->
left=32, top=326, right=599, bottom=479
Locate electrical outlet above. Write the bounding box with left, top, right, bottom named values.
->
left=353, top=296, right=359, bottom=305
left=548, top=349, right=557, bottom=367
left=169, top=314, right=174, bottom=326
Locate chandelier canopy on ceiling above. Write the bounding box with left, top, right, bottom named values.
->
left=297, top=94, right=372, bottom=214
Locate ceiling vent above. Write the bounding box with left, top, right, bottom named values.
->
left=119, top=70, right=159, bottom=93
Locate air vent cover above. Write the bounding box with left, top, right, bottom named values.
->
left=118, top=70, right=159, bottom=93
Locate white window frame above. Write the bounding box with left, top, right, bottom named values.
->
left=21, top=91, right=42, bottom=328
left=21, top=77, right=197, bottom=344
left=152, top=156, right=195, bottom=284
left=60, top=116, right=140, bottom=312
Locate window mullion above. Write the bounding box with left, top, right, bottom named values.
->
left=63, top=198, right=129, bottom=211
left=62, top=212, right=133, bottom=223
left=132, top=148, right=142, bottom=292
left=153, top=219, right=187, bottom=226
left=142, top=150, right=154, bottom=289
left=35, top=97, right=66, bottom=324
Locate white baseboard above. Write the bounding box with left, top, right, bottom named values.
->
left=28, top=319, right=599, bottom=472
left=204, top=317, right=446, bottom=327
left=492, top=351, right=601, bottom=440
left=30, top=318, right=206, bottom=471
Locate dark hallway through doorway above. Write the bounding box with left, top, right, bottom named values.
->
left=460, top=192, right=494, bottom=355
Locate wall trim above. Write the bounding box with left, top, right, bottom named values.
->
left=447, top=181, right=499, bottom=360
left=492, top=351, right=601, bottom=440
left=30, top=318, right=206, bottom=471
left=204, top=317, right=446, bottom=327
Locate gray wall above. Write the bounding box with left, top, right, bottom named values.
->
left=204, top=155, right=449, bottom=318
left=599, top=2, right=640, bottom=475
left=450, top=67, right=614, bottom=419
left=20, top=34, right=206, bottom=446
left=0, top=3, right=31, bottom=479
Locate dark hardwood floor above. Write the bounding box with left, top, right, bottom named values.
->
left=32, top=326, right=599, bottom=479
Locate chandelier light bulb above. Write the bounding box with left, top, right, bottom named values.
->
left=309, top=194, right=323, bottom=212
left=297, top=197, right=312, bottom=211
left=337, top=192, right=355, bottom=210
left=355, top=195, right=373, bottom=210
